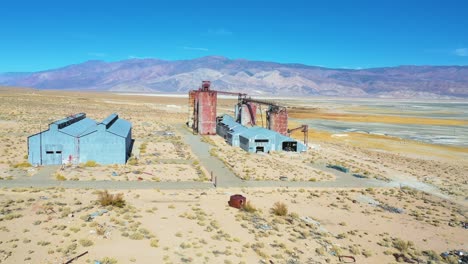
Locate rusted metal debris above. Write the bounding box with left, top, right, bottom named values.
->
left=338, top=255, right=356, bottom=263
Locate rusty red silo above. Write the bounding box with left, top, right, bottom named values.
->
left=228, top=194, right=246, bottom=209
left=268, top=107, right=288, bottom=135
left=196, top=82, right=217, bottom=135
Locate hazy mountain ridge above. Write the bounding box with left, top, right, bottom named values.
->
left=1, top=56, right=467, bottom=98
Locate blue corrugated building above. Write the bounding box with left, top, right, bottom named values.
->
left=28, top=113, right=133, bottom=165
left=217, top=114, right=307, bottom=153
left=216, top=115, right=248, bottom=146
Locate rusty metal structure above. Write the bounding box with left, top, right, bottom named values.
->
left=188, top=81, right=218, bottom=135
left=188, top=81, right=246, bottom=135
left=238, top=97, right=289, bottom=136
left=188, top=81, right=307, bottom=147
left=235, top=101, right=257, bottom=126
left=288, top=124, right=309, bottom=147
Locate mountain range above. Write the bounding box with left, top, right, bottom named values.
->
left=1, top=56, right=467, bottom=98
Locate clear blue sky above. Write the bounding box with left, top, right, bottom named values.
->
left=1, top=0, right=467, bottom=72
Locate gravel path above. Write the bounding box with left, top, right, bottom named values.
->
left=0, top=124, right=452, bottom=205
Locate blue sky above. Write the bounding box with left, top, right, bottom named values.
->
left=1, top=0, right=467, bottom=72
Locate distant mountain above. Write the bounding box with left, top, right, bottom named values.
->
left=1, top=56, right=467, bottom=98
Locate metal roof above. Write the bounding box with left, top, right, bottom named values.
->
left=238, top=126, right=277, bottom=140
left=49, top=113, right=130, bottom=138
left=53, top=113, right=86, bottom=126
left=60, top=118, right=97, bottom=137
left=107, top=118, right=131, bottom=137
left=101, top=113, right=118, bottom=127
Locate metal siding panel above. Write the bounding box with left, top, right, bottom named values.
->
left=80, top=131, right=125, bottom=164
left=28, top=134, right=41, bottom=165
left=40, top=130, right=75, bottom=165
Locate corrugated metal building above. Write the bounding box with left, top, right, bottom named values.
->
left=216, top=115, right=247, bottom=146
left=216, top=114, right=307, bottom=153
left=28, top=113, right=133, bottom=165
left=239, top=127, right=277, bottom=153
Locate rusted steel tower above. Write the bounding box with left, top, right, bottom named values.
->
left=189, top=81, right=218, bottom=135
left=239, top=97, right=289, bottom=136
left=236, top=101, right=257, bottom=126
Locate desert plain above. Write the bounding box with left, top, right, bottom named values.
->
left=0, top=87, right=467, bottom=264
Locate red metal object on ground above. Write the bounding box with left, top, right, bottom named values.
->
left=228, top=194, right=246, bottom=209
left=268, top=107, right=288, bottom=135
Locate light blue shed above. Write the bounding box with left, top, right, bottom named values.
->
left=216, top=115, right=247, bottom=146
left=216, top=114, right=307, bottom=153
left=28, top=113, right=133, bottom=165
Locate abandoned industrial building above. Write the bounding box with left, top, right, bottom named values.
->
left=189, top=81, right=308, bottom=153
left=28, top=113, right=133, bottom=165
left=217, top=114, right=307, bottom=153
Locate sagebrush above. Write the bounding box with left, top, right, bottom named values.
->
left=97, top=190, right=126, bottom=208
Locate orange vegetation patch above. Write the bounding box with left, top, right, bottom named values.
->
left=288, top=120, right=468, bottom=160
left=289, top=108, right=468, bottom=126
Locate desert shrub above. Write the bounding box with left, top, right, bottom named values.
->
left=349, top=245, right=360, bottom=255
left=100, top=257, right=118, bottom=264
left=129, top=232, right=144, bottom=240
left=13, top=162, right=31, bottom=168
left=362, top=249, right=372, bottom=257
left=139, top=142, right=148, bottom=154
left=392, top=238, right=413, bottom=253
left=63, top=243, right=77, bottom=255
left=150, top=238, right=159, bottom=247
left=97, top=190, right=126, bottom=208
left=271, top=202, right=288, bottom=216
left=84, top=160, right=98, bottom=167
left=79, top=239, right=94, bottom=247
left=127, top=157, right=138, bottom=166
left=37, top=241, right=50, bottom=246
left=2, top=213, right=22, bottom=221
left=242, top=201, right=257, bottom=213
left=315, top=247, right=325, bottom=255
left=55, top=173, right=66, bottom=181
left=96, top=225, right=106, bottom=236
left=423, top=250, right=442, bottom=261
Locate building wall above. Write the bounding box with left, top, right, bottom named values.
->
left=239, top=134, right=276, bottom=153
left=125, top=129, right=132, bottom=161
left=80, top=130, right=126, bottom=164
left=28, top=127, right=76, bottom=165
left=28, top=119, right=133, bottom=166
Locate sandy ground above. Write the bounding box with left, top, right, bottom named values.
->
left=0, top=87, right=467, bottom=264
left=0, top=187, right=466, bottom=264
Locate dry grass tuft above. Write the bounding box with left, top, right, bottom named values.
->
left=84, top=160, right=98, bottom=167
left=97, top=190, right=126, bottom=208
left=271, top=202, right=288, bottom=216
left=241, top=201, right=257, bottom=213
